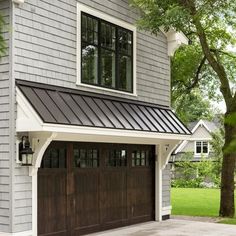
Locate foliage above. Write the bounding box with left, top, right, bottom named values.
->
left=219, top=218, right=236, bottom=225
left=171, top=152, right=221, bottom=188
left=131, top=0, right=236, bottom=217
left=0, top=14, right=5, bottom=56
left=210, top=124, right=225, bottom=175
left=173, top=88, right=215, bottom=124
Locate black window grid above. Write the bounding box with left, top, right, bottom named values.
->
left=41, top=148, right=66, bottom=169
left=106, top=149, right=127, bottom=167
left=81, top=12, right=133, bottom=93
left=74, top=148, right=99, bottom=168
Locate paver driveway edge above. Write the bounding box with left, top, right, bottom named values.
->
left=88, top=219, right=236, bottom=236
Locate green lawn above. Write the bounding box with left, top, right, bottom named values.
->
left=171, top=188, right=221, bottom=217
left=171, top=188, right=236, bottom=224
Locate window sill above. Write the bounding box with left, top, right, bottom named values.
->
left=76, top=82, right=138, bottom=97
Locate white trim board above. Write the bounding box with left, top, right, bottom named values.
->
left=76, top=2, right=137, bottom=96
left=162, top=206, right=172, bottom=216
left=191, top=120, right=211, bottom=133
left=0, top=231, right=32, bottom=236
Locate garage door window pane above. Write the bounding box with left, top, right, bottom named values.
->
left=107, top=149, right=127, bottom=167
left=132, top=150, right=150, bottom=167
left=74, top=148, right=99, bottom=168
left=41, top=147, right=66, bottom=169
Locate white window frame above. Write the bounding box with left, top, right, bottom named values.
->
left=76, top=3, right=137, bottom=96
left=194, top=140, right=209, bottom=156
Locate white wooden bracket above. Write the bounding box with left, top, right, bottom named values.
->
left=161, top=28, right=189, bottom=56
left=29, top=132, right=57, bottom=176
left=12, top=0, right=24, bottom=4
left=160, top=140, right=181, bottom=169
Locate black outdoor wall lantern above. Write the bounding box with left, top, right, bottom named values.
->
left=19, top=136, right=34, bottom=166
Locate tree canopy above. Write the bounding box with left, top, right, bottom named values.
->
left=132, top=0, right=236, bottom=217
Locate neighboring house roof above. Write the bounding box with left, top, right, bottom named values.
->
left=174, top=119, right=219, bottom=154
left=188, top=119, right=218, bottom=133
left=16, top=80, right=191, bottom=135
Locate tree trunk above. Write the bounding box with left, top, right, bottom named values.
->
left=220, top=112, right=236, bottom=217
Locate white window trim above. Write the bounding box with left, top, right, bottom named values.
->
left=194, top=141, right=209, bottom=156
left=76, top=2, right=137, bottom=96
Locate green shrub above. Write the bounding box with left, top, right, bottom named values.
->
left=171, top=152, right=221, bottom=188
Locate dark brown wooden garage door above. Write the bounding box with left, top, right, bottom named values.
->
left=38, top=142, right=155, bottom=236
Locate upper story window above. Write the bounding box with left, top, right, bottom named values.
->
left=195, top=141, right=209, bottom=155
left=77, top=3, right=136, bottom=95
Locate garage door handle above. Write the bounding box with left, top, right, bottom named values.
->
left=131, top=206, right=134, bottom=216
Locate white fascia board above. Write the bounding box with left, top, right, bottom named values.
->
left=161, top=28, right=189, bottom=56
left=191, top=119, right=211, bottom=133
left=42, top=123, right=190, bottom=141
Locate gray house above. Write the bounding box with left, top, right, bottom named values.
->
left=171, top=119, right=219, bottom=162
left=0, top=0, right=190, bottom=235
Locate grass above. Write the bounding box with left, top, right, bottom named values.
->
left=219, top=218, right=236, bottom=225
left=171, top=188, right=236, bottom=225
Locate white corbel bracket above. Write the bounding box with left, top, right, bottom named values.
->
left=161, top=28, right=189, bottom=56
left=29, top=132, right=57, bottom=176
left=160, top=140, right=181, bottom=169
left=12, top=0, right=24, bottom=4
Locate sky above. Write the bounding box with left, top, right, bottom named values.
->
left=213, top=100, right=226, bottom=113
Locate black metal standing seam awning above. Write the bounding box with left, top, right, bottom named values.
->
left=16, top=80, right=191, bottom=135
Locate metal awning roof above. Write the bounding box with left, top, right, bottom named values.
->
left=16, top=80, right=191, bottom=135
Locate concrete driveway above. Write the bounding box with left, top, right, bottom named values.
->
left=89, top=219, right=236, bottom=236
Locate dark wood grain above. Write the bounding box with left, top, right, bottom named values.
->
left=38, top=142, right=155, bottom=236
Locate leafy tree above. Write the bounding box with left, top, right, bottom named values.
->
left=132, top=0, right=236, bottom=217
left=0, top=14, right=5, bottom=56
left=172, top=88, right=215, bottom=124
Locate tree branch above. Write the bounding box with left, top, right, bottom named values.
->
left=183, top=1, right=233, bottom=110
left=210, top=49, right=236, bottom=60
left=187, top=55, right=206, bottom=90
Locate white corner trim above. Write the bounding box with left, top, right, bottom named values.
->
left=76, top=2, right=137, bottom=96
left=155, top=145, right=162, bottom=222
left=12, top=0, right=24, bottom=4
left=162, top=206, right=172, bottom=216
left=162, top=28, right=189, bottom=56
left=0, top=230, right=32, bottom=236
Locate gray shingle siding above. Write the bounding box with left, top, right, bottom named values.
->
left=1, top=0, right=171, bottom=233
left=14, top=0, right=170, bottom=106
left=162, top=164, right=171, bottom=208
left=0, top=0, right=11, bottom=233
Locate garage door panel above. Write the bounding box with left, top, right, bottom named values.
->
left=74, top=170, right=100, bottom=230
left=38, top=171, right=67, bottom=236
left=100, top=171, right=128, bottom=225
left=38, top=142, right=155, bottom=236
left=128, top=170, right=154, bottom=221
